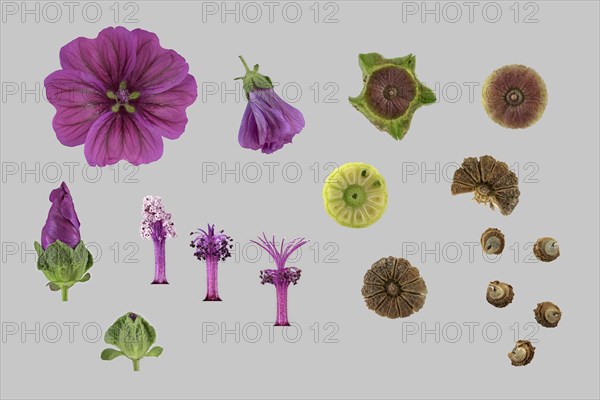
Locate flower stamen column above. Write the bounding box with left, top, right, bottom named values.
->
left=140, top=196, right=176, bottom=284
left=252, top=234, right=308, bottom=326
left=190, top=224, right=233, bottom=301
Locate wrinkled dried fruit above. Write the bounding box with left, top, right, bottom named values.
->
left=451, top=155, right=520, bottom=215
left=483, top=64, right=547, bottom=129
left=323, top=162, right=387, bottom=228
left=534, top=301, right=562, bottom=328
left=508, top=340, right=535, bottom=366
left=533, top=237, right=560, bottom=262
left=362, top=256, right=427, bottom=319
left=480, top=228, right=505, bottom=255
left=349, top=53, right=436, bottom=140
left=486, top=280, right=514, bottom=308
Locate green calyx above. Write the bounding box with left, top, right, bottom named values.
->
left=101, top=312, right=164, bottom=371
left=349, top=53, right=436, bottom=140
left=34, top=240, right=93, bottom=301
left=235, top=56, right=273, bottom=98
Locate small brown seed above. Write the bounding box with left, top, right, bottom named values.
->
left=533, top=237, right=560, bottom=262
left=534, top=301, right=562, bottom=328
left=480, top=228, right=505, bottom=255
left=486, top=280, right=514, bottom=308
left=508, top=340, right=535, bottom=366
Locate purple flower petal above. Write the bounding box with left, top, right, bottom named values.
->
left=137, top=74, right=198, bottom=139
left=44, top=69, right=109, bottom=146
left=128, top=29, right=189, bottom=95
left=238, top=103, right=264, bottom=150
left=42, top=182, right=81, bottom=249
left=59, top=26, right=137, bottom=91
left=238, top=89, right=304, bottom=154
left=84, top=112, right=164, bottom=167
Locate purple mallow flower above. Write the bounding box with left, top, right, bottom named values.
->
left=236, top=56, right=305, bottom=154
left=41, top=182, right=81, bottom=249
left=44, top=26, right=198, bottom=167
left=140, top=196, right=176, bottom=284
left=251, top=234, right=308, bottom=326
left=190, top=224, right=233, bottom=301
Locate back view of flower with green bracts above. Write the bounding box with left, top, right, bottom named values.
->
left=101, top=312, right=163, bottom=371
left=34, top=182, right=93, bottom=301
left=349, top=53, right=436, bottom=140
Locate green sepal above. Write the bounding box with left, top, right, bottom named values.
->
left=104, top=313, right=158, bottom=360
left=237, top=56, right=274, bottom=98
left=146, top=346, right=164, bottom=357
left=34, top=241, right=44, bottom=257
left=349, top=52, right=435, bottom=141
left=101, top=348, right=125, bottom=361
left=35, top=240, right=93, bottom=299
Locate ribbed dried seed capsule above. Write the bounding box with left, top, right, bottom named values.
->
left=362, top=257, right=427, bottom=319
left=480, top=228, right=505, bottom=255
left=451, top=155, right=520, bottom=215
left=534, top=301, right=562, bottom=328
left=486, top=280, right=514, bottom=308
left=508, top=340, right=535, bottom=366
left=533, top=237, right=560, bottom=262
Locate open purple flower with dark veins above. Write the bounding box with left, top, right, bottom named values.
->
left=190, top=224, right=234, bottom=301
left=140, top=196, right=176, bottom=284
left=251, top=234, right=308, bottom=326
left=44, top=26, right=198, bottom=167
left=41, top=182, right=81, bottom=249
left=236, top=56, right=305, bottom=154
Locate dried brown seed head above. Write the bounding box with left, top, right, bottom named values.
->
left=486, top=280, right=514, bottom=308
left=480, top=228, right=505, bottom=255
left=533, top=237, right=560, bottom=262
left=483, top=64, right=547, bottom=129
left=508, top=340, right=535, bottom=366
left=534, top=301, right=562, bottom=328
left=362, top=256, right=427, bottom=319
left=451, top=155, right=520, bottom=215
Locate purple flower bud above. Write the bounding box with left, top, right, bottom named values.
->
left=129, top=312, right=138, bottom=321
left=41, top=182, right=81, bottom=250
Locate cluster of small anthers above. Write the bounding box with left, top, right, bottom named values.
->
left=140, top=196, right=177, bottom=239
left=260, top=267, right=302, bottom=286
left=190, top=224, right=233, bottom=262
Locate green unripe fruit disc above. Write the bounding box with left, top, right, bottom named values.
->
left=323, top=162, right=388, bottom=228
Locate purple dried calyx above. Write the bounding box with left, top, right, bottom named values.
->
left=190, top=224, right=233, bottom=301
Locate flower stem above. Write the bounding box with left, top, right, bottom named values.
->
left=132, top=359, right=140, bottom=371
left=274, top=282, right=290, bottom=326
left=204, top=255, right=221, bottom=301
left=61, top=286, right=69, bottom=301
left=239, top=55, right=251, bottom=73
left=152, top=238, right=168, bottom=284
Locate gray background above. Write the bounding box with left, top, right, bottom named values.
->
left=1, top=1, right=599, bottom=399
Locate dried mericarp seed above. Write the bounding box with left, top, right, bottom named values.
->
left=349, top=53, right=436, bottom=140
left=534, top=301, right=562, bottom=328
left=486, top=280, right=514, bottom=308
left=483, top=64, right=547, bottom=129
left=508, top=340, right=535, bottom=366
left=480, top=228, right=505, bottom=255
left=362, top=256, right=427, bottom=319
left=533, top=237, right=560, bottom=262
left=451, top=155, right=520, bottom=215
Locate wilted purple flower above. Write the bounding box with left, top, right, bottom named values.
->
left=236, top=56, right=305, bottom=154
left=251, top=234, right=308, bottom=326
left=41, top=182, right=81, bottom=249
left=190, top=224, right=233, bottom=301
left=44, top=26, right=198, bottom=167
left=140, top=196, right=176, bottom=284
